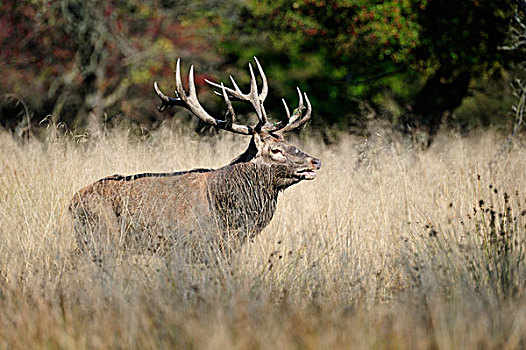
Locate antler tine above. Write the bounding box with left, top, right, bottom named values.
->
left=153, top=81, right=185, bottom=112
left=254, top=57, right=268, bottom=101
left=152, top=58, right=187, bottom=112
left=299, top=92, right=312, bottom=127
left=188, top=65, right=198, bottom=98
left=175, top=58, right=185, bottom=100
left=248, top=62, right=258, bottom=96
left=296, top=87, right=304, bottom=108
left=248, top=62, right=266, bottom=124
left=275, top=89, right=312, bottom=133
left=155, top=58, right=253, bottom=135
left=204, top=77, right=244, bottom=100
left=282, top=98, right=291, bottom=119
left=289, top=87, right=304, bottom=124
left=230, top=75, right=242, bottom=94
left=221, top=82, right=236, bottom=127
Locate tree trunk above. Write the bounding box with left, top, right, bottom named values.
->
left=401, top=69, right=471, bottom=147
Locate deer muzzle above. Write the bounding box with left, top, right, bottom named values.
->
left=294, top=157, right=321, bottom=180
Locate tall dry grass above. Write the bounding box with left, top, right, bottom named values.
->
left=0, top=125, right=526, bottom=349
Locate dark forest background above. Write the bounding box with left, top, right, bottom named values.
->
left=1, top=0, right=525, bottom=145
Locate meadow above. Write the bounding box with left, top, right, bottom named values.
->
left=0, top=125, right=525, bottom=349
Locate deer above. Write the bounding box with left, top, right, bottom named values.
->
left=69, top=58, right=321, bottom=261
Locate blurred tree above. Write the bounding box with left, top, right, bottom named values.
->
left=0, top=0, right=218, bottom=135
left=212, top=0, right=426, bottom=134
left=497, top=0, right=526, bottom=142
left=0, top=0, right=520, bottom=142
left=212, top=0, right=516, bottom=144
left=401, top=0, right=513, bottom=145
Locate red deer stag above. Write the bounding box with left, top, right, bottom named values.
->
left=70, top=58, right=321, bottom=259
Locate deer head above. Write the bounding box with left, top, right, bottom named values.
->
left=153, top=58, right=321, bottom=189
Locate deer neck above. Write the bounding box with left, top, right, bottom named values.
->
left=229, top=138, right=258, bottom=165
left=208, top=161, right=281, bottom=239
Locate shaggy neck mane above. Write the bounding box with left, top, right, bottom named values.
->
left=207, top=160, right=282, bottom=240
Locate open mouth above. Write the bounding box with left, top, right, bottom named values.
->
left=294, top=169, right=317, bottom=180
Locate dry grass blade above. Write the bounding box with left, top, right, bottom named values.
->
left=1, top=127, right=526, bottom=349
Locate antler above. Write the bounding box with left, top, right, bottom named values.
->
left=205, top=57, right=273, bottom=131
left=154, top=58, right=312, bottom=135
left=278, top=87, right=312, bottom=133
left=154, top=59, right=253, bottom=135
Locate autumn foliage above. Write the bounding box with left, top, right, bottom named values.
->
left=0, top=0, right=522, bottom=142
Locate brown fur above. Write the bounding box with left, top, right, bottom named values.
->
left=70, top=132, right=321, bottom=258
left=71, top=58, right=320, bottom=259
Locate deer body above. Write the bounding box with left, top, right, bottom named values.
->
left=70, top=58, right=320, bottom=257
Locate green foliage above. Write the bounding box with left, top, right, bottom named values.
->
left=250, top=0, right=424, bottom=62
left=0, top=0, right=522, bottom=137
left=415, top=0, right=510, bottom=74
left=211, top=0, right=428, bottom=129
left=212, top=0, right=518, bottom=133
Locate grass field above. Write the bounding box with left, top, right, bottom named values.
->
left=1, top=125, right=526, bottom=349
